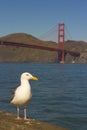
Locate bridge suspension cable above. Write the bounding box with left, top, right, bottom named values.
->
left=39, top=23, right=72, bottom=43
left=65, top=25, right=72, bottom=41
left=39, top=24, right=58, bottom=42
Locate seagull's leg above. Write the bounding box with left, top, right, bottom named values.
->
left=24, top=106, right=29, bottom=120
left=16, top=106, right=22, bottom=120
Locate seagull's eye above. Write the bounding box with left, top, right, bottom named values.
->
left=26, top=74, right=29, bottom=76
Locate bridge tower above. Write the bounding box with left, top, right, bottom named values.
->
left=58, top=23, right=65, bottom=63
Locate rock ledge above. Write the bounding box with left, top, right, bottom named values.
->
left=0, top=111, right=68, bottom=130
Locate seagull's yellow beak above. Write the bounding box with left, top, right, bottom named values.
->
left=31, top=76, right=38, bottom=80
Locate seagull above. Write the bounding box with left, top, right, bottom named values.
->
left=11, top=72, right=38, bottom=120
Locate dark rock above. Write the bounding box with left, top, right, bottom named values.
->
left=0, top=111, right=68, bottom=130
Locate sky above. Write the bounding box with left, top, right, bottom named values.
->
left=0, top=0, right=87, bottom=42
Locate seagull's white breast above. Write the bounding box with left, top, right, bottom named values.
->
left=11, top=83, right=32, bottom=106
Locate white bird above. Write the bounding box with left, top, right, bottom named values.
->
left=11, top=72, right=38, bottom=120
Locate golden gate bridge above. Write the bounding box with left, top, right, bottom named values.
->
left=0, top=23, right=80, bottom=63
left=39, top=23, right=80, bottom=63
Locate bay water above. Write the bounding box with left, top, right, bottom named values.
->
left=0, top=63, right=87, bottom=130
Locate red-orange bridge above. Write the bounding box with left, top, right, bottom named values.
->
left=0, top=23, right=81, bottom=63
left=0, top=40, right=80, bottom=62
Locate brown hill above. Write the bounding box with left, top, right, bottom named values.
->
left=0, top=33, right=57, bottom=48
left=65, top=40, right=87, bottom=52
left=0, top=33, right=87, bottom=63
left=65, top=40, right=87, bottom=63
left=0, top=33, right=58, bottom=63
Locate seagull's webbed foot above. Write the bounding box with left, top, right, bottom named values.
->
left=15, top=116, right=22, bottom=120
left=24, top=117, right=30, bottom=121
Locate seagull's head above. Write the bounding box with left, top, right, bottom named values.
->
left=21, top=72, right=38, bottom=81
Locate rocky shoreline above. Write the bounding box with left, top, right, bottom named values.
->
left=0, top=111, right=68, bottom=130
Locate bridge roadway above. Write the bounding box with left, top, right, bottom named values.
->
left=0, top=40, right=80, bottom=56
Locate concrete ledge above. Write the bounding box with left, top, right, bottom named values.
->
left=0, top=111, right=68, bottom=130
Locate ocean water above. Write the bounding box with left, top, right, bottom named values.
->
left=0, top=63, right=87, bottom=130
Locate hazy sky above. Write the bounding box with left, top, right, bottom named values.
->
left=0, top=0, right=87, bottom=41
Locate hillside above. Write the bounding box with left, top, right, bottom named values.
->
left=0, top=33, right=57, bottom=48
left=0, top=33, right=58, bottom=63
left=65, top=40, right=87, bottom=63
left=65, top=40, right=87, bottom=52
left=0, top=33, right=87, bottom=63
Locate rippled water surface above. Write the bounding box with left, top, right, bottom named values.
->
left=0, top=63, right=87, bottom=130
